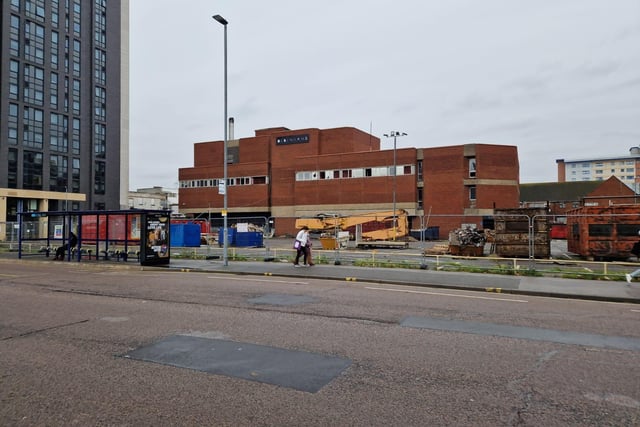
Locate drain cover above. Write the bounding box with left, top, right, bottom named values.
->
left=124, top=335, right=351, bottom=393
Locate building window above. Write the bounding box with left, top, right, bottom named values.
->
left=50, top=113, right=68, bottom=152
left=51, top=0, right=59, bottom=26
left=253, top=176, right=267, bottom=185
left=49, top=154, right=68, bottom=191
left=94, top=86, right=106, bottom=120
left=8, top=103, right=19, bottom=145
left=50, top=72, right=58, bottom=107
left=23, top=106, right=44, bottom=148
left=94, top=49, right=106, bottom=85
left=72, top=1, right=81, bottom=36
left=51, top=31, right=59, bottom=69
left=72, top=158, right=80, bottom=192
left=94, top=123, right=106, bottom=158
left=72, top=39, right=81, bottom=77
left=9, top=59, right=19, bottom=100
left=23, top=150, right=43, bottom=190
left=94, top=161, right=106, bottom=194
left=72, top=118, right=80, bottom=155
left=23, top=64, right=45, bottom=106
left=94, top=2, right=107, bottom=49
left=469, top=186, right=476, bottom=201
left=10, top=15, right=21, bottom=57
left=72, top=79, right=81, bottom=114
left=468, top=157, right=476, bottom=178
left=8, top=149, right=19, bottom=188
left=24, top=21, right=45, bottom=65
left=25, top=0, right=46, bottom=20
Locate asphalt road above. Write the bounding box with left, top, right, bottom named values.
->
left=1, top=261, right=639, bottom=426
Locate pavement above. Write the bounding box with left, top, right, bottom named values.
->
left=2, top=249, right=639, bottom=304
left=166, top=257, right=640, bottom=305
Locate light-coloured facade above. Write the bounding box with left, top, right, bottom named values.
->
left=128, top=187, right=177, bottom=213
left=556, top=147, right=640, bottom=192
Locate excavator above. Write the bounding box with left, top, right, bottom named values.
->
left=295, top=209, right=409, bottom=249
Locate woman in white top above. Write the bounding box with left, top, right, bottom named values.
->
left=294, top=226, right=310, bottom=266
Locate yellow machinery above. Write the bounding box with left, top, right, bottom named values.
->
left=295, top=210, right=408, bottom=248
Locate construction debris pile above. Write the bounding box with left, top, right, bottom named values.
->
left=447, top=227, right=487, bottom=256
left=452, top=227, right=486, bottom=246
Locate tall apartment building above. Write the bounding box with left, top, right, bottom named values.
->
left=0, top=0, right=129, bottom=229
left=556, top=147, right=640, bottom=193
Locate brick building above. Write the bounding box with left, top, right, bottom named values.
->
left=178, top=126, right=520, bottom=236
left=521, top=176, right=640, bottom=222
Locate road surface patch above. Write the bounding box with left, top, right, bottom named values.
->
left=123, top=335, right=351, bottom=392
left=401, top=316, right=640, bottom=351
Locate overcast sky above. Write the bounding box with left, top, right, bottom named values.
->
left=129, top=0, right=640, bottom=190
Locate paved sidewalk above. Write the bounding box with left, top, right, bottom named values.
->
left=2, top=250, right=639, bottom=304
left=167, top=258, right=640, bottom=304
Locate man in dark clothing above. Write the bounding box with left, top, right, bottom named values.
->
left=55, top=231, right=78, bottom=260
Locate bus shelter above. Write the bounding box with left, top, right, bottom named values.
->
left=17, top=209, right=171, bottom=266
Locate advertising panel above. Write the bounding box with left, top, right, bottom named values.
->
left=141, top=212, right=170, bottom=266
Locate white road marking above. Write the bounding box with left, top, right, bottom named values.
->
left=632, top=309, right=640, bottom=313
left=364, top=286, right=528, bottom=302
left=207, top=275, right=309, bottom=285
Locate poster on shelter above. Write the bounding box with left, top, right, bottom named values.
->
left=141, top=213, right=170, bottom=265
left=130, top=215, right=141, bottom=240
left=54, top=225, right=63, bottom=239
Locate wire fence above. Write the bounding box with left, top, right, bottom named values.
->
left=3, top=211, right=640, bottom=281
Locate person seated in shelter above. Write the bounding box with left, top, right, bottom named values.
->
left=55, top=231, right=78, bottom=260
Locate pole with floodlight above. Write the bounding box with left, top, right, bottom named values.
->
left=213, top=14, right=229, bottom=266
left=383, top=131, right=407, bottom=240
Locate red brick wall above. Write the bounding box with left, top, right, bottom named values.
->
left=179, top=128, right=520, bottom=238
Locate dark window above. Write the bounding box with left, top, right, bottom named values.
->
left=94, top=161, right=106, bottom=194
left=617, top=224, right=640, bottom=237
left=253, top=176, right=266, bottom=185
left=588, top=224, right=613, bottom=237
left=8, top=149, right=18, bottom=188
left=49, top=154, right=68, bottom=191
left=504, top=221, right=529, bottom=233
left=23, top=150, right=43, bottom=190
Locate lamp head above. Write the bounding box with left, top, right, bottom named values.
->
left=213, top=15, right=228, bottom=25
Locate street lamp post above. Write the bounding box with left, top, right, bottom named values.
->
left=213, top=14, right=229, bottom=266
left=383, top=131, right=407, bottom=240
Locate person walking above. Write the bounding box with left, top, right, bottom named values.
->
left=626, top=231, right=640, bottom=284
left=293, top=226, right=311, bottom=267
left=305, top=238, right=315, bottom=266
